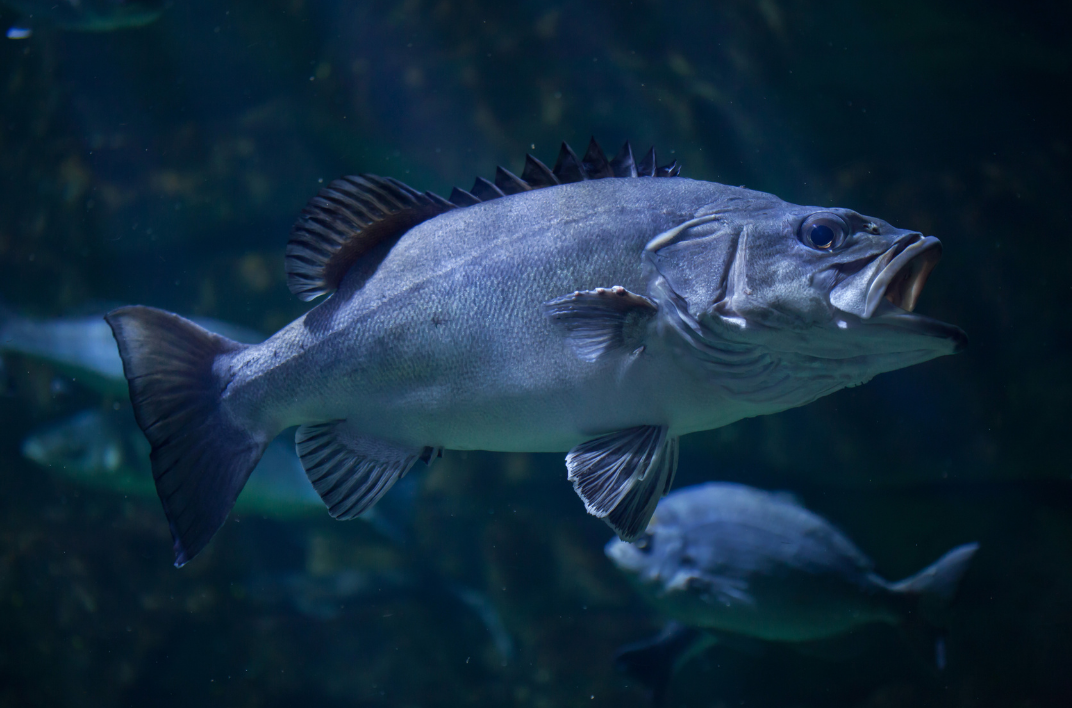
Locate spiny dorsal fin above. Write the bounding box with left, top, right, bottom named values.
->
left=552, top=142, right=586, bottom=183
left=447, top=138, right=682, bottom=208
left=581, top=137, right=614, bottom=179
left=286, top=175, right=455, bottom=301
left=289, top=140, right=683, bottom=301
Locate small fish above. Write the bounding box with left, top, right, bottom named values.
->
left=605, top=482, right=979, bottom=705
left=2, top=0, right=163, bottom=37
left=0, top=305, right=262, bottom=399
left=22, top=408, right=327, bottom=519
left=104, top=138, right=967, bottom=565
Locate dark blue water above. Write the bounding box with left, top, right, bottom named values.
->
left=0, top=1, right=1068, bottom=706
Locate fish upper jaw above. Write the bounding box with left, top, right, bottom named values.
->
left=829, top=233, right=967, bottom=355
left=864, top=234, right=942, bottom=318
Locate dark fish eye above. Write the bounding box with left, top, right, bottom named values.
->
left=800, top=213, right=849, bottom=251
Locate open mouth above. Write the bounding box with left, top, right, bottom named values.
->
left=864, top=235, right=943, bottom=318
left=859, top=234, right=967, bottom=352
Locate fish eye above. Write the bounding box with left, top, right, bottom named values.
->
left=634, top=533, right=655, bottom=552
left=800, top=213, right=849, bottom=251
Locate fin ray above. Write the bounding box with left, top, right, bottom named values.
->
left=295, top=421, right=425, bottom=520
left=542, top=286, right=657, bottom=362
left=105, top=306, right=267, bottom=567
left=567, top=425, right=679, bottom=540
left=292, top=140, right=683, bottom=300
left=286, top=174, right=455, bottom=301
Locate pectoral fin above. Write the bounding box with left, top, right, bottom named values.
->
left=295, top=421, right=435, bottom=520
left=566, top=425, right=678, bottom=540
left=614, top=622, right=715, bottom=708
left=543, top=286, right=657, bottom=362
left=665, top=571, right=755, bottom=608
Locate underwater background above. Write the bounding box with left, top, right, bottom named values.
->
left=0, top=0, right=1069, bottom=706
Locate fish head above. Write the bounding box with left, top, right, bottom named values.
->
left=604, top=512, right=685, bottom=592
left=650, top=190, right=966, bottom=392
left=21, top=410, right=127, bottom=477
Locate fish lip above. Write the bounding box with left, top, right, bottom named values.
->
left=867, top=302, right=968, bottom=353
left=864, top=235, right=943, bottom=319
left=860, top=235, right=967, bottom=352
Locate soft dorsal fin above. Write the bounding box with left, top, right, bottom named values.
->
left=286, top=139, right=682, bottom=301
left=286, top=175, right=455, bottom=301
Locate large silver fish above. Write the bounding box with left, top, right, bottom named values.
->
left=105, top=139, right=966, bottom=565
left=605, top=482, right=979, bottom=704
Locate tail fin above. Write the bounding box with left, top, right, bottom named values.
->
left=892, top=542, right=979, bottom=669
left=614, top=622, right=714, bottom=707
left=105, top=306, right=267, bottom=566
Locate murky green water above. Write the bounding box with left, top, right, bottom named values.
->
left=0, top=1, right=1068, bottom=706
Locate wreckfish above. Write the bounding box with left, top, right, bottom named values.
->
left=605, top=482, right=979, bottom=704
left=105, top=139, right=966, bottom=565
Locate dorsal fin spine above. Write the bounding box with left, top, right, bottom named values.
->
left=553, top=142, right=586, bottom=183
left=471, top=176, right=506, bottom=201
left=288, top=140, right=684, bottom=301
left=521, top=154, right=559, bottom=187
left=286, top=174, right=454, bottom=301
left=581, top=137, right=614, bottom=179
left=637, top=147, right=657, bottom=177
left=494, top=166, right=531, bottom=195
left=449, top=187, right=481, bottom=207
left=611, top=142, right=638, bottom=178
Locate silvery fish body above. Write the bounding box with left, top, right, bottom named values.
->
left=606, top=482, right=978, bottom=641
left=104, top=140, right=966, bottom=565
left=605, top=482, right=978, bottom=704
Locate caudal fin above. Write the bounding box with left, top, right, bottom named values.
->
left=892, top=542, right=979, bottom=668
left=106, top=306, right=267, bottom=566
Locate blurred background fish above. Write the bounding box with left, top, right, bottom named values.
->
left=0, top=304, right=262, bottom=398
left=606, top=483, right=978, bottom=705
left=3, top=0, right=163, bottom=38
left=21, top=408, right=328, bottom=518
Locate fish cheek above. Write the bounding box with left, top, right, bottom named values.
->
left=649, top=228, right=739, bottom=318
left=732, top=244, right=835, bottom=326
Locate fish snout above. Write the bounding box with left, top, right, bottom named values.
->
left=864, top=234, right=943, bottom=319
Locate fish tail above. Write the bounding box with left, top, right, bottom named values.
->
left=891, top=542, right=979, bottom=669
left=106, top=305, right=268, bottom=567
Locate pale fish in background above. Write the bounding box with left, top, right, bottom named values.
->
left=605, top=482, right=979, bottom=705
left=0, top=305, right=263, bottom=399
left=22, top=408, right=324, bottom=518
left=104, top=138, right=966, bottom=565
left=3, top=0, right=163, bottom=38
left=22, top=408, right=514, bottom=662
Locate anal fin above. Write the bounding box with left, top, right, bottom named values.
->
left=614, top=622, right=714, bottom=708
left=567, top=425, right=679, bottom=540
left=295, top=422, right=427, bottom=520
